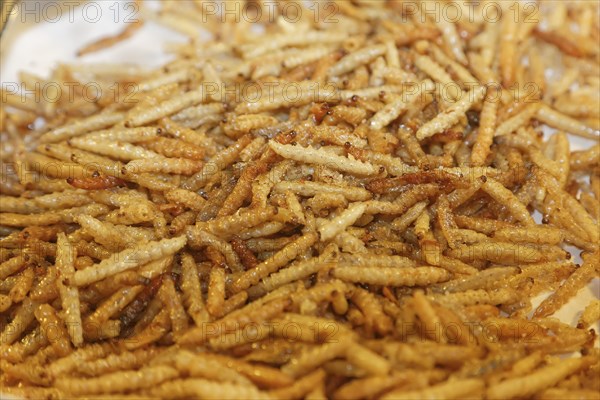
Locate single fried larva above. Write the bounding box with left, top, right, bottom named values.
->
left=274, top=180, right=372, bottom=201
left=1, top=297, right=37, bottom=345
left=268, top=369, right=326, bottom=400
left=34, top=303, right=73, bottom=357
left=577, top=300, right=600, bottom=329
left=71, top=236, right=187, bottom=287
left=246, top=236, right=298, bottom=253
left=333, top=266, right=451, bottom=287
left=0, top=212, right=62, bottom=227
left=350, top=286, right=393, bottom=336
left=179, top=253, right=209, bottom=326
left=0, top=326, right=48, bottom=364
left=346, top=342, right=391, bottom=376
left=1, top=204, right=110, bottom=227
left=219, top=290, right=248, bottom=317
left=147, top=378, right=269, bottom=400
left=38, top=111, right=125, bottom=143
left=70, top=137, right=162, bottom=161
left=230, top=232, right=318, bottom=293
left=538, top=168, right=599, bottom=243
left=536, top=104, right=600, bottom=140
left=125, top=308, right=171, bottom=350
left=412, top=290, right=445, bottom=343
left=76, top=214, right=139, bottom=251
left=78, top=347, right=162, bottom=377
left=55, top=365, right=179, bottom=395
left=281, top=336, right=352, bottom=378
left=447, top=242, right=551, bottom=264
left=334, top=231, right=368, bottom=254
left=239, top=137, right=267, bottom=163
left=170, top=350, right=252, bottom=385
left=84, top=285, right=144, bottom=340
left=47, top=342, right=114, bottom=379
left=257, top=243, right=338, bottom=295
left=143, top=136, right=205, bottom=159
left=171, top=103, right=225, bottom=125
left=570, top=146, right=599, bottom=171
left=218, top=156, right=272, bottom=217
left=103, top=202, right=157, bottom=225
left=318, top=202, right=367, bottom=242
left=534, top=250, right=598, bottom=318
left=333, top=371, right=422, bottom=400
left=339, top=253, right=417, bottom=269
left=493, top=225, right=563, bottom=245
left=313, top=125, right=366, bottom=148
left=79, top=127, right=161, bottom=143
left=183, top=134, right=253, bottom=191
left=539, top=388, right=600, bottom=400
left=429, top=288, right=520, bottom=307
left=37, top=143, right=125, bottom=179
left=414, top=54, right=460, bottom=100
left=77, top=19, right=144, bottom=56
left=328, top=44, right=387, bottom=77
left=0, top=196, right=43, bottom=214
left=24, top=152, right=95, bottom=181
left=137, top=68, right=191, bottom=92
left=230, top=236, right=259, bottom=270
left=471, top=87, right=499, bottom=166
left=223, top=114, right=280, bottom=138
left=486, top=358, right=585, bottom=399
left=533, top=29, right=583, bottom=57
left=206, top=267, right=226, bottom=317
left=269, top=141, right=379, bottom=176
left=158, top=277, right=189, bottom=338
left=126, top=157, right=203, bottom=175
left=192, top=206, right=278, bottom=239
left=499, top=13, right=518, bottom=87
left=368, top=80, right=435, bottom=131
left=495, top=103, right=541, bottom=137
left=186, top=228, right=243, bottom=272
left=168, top=211, right=197, bottom=235
left=126, top=88, right=207, bottom=127
left=31, top=191, right=91, bottom=210
left=0, top=254, right=29, bottom=280
left=284, top=45, right=337, bottom=69
left=288, top=280, right=348, bottom=310
left=51, top=234, right=81, bottom=346
left=416, top=85, right=486, bottom=140
left=435, top=267, right=519, bottom=293
left=8, top=266, right=34, bottom=303
left=481, top=177, right=536, bottom=225
left=346, top=146, right=417, bottom=176
left=363, top=188, right=440, bottom=216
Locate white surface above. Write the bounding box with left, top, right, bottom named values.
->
left=1, top=0, right=183, bottom=81
left=0, top=0, right=598, bottom=389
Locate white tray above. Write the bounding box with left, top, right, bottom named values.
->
left=1, top=2, right=598, bottom=397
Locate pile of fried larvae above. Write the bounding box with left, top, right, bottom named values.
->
left=1, top=1, right=599, bottom=399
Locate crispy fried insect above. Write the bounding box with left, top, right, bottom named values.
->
left=67, top=174, right=127, bottom=190
left=230, top=236, right=259, bottom=270
left=366, top=171, right=466, bottom=194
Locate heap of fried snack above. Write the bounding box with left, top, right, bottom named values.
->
left=1, top=1, right=599, bottom=399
